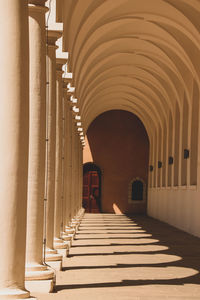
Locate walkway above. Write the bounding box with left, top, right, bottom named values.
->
left=36, top=214, right=200, bottom=300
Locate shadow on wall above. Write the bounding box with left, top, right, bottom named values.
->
left=84, top=110, right=149, bottom=214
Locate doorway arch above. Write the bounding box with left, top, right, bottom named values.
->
left=83, top=162, right=102, bottom=213
left=85, top=110, right=149, bottom=214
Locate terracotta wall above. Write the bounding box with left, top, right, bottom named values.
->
left=86, top=110, right=149, bottom=214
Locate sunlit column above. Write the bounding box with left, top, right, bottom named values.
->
left=45, top=30, right=62, bottom=269
left=78, top=141, right=84, bottom=217
left=63, top=90, right=76, bottom=239
left=54, top=58, right=69, bottom=253
left=0, top=1, right=31, bottom=299
left=70, top=123, right=81, bottom=228
left=71, top=121, right=76, bottom=220
left=25, top=1, right=55, bottom=293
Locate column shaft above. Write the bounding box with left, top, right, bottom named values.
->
left=63, top=93, right=71, bottom=227
left=44, top=31, right=63, bottom=269
left=25, top=2, right=55, bottom=292
left=54, top=69, right=64, bottom=240
left=54, top=59, right=68, bottom=250
left=71, top=122, right=76, bottom=220
left=46, top=44, right=57, bottom=250
left=0, top=0, right=30, bottom=298
left=26, top=1, right=47, bottom=268
left=67, top=108, right=73, bottom=224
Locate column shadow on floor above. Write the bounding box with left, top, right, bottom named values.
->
left=55, top=214, right=200, bottom=292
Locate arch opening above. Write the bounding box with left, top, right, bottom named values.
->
left=84, top=109, right=149, bottom=214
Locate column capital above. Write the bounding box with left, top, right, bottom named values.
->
left=47, top=30, right=62, bottom=47
left=56, top=58, right=68, bottom=71
left=56, top=58, right=68, bottom=78
left=29, top=0, right=47, bottom=5
left=63, top=77, right=72, bottom=85
left=29, top=0, right=48, bottom=12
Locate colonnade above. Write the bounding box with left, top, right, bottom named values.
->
left=0, top=0, right=84, bottom=298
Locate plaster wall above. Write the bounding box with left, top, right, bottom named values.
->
left=83, top=136, right=93, bottom=163
left=148, top=188, right=200, bottom=238
left=86, top=110, right=149, bottom=214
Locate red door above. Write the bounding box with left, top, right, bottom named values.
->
left=83, top=171, right=100, bottom=213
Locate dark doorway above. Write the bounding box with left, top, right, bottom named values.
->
left=83, top=163, right=101, bottom=213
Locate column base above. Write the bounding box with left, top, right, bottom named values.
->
left=54, top=238, right=69, bottom=249
left=62, top=233, right=73, bottom=240
left=65, top=227, right=75, bottom=235
left=57, top=248, right=69, bottom=257
left=62, top=237, right=73, bottom=247
left=25, top=264, right=55, bottom=279
left=25, top=279, right=54, bottom=294
left=0, top=288, right=32, bottom=299
left=45, top=247, right=57, bottom=255
left=45, top=249, right=63, bottom=271
left=64, top=228, right=75, bottom=239
left=25, top=263, right=55, bottom=293
left=46, top=260, right=62, bottom=271
left=70, top=223, right=79, bottom=231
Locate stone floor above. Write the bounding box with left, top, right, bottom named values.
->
left=35, top=213, right=200, bottom=299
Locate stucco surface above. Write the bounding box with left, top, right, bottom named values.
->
left=148, top=188, right=200, bottom=238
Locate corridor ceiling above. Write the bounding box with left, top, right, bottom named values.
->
left=56, top=0, right=200, bottom=139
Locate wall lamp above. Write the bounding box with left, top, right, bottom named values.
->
left=184, top=149, right=190, bottom=159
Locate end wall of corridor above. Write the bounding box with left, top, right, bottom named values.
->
left=86, top=110, right=149, bottom=214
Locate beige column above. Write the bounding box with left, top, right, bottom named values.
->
left=62, top=84, right=70, bottom=229
left=78, top=141, right=84, bottom=217
left=70, top=123, right=81, bottom=228
left=76, top=137, right=81, bottom=217
left=75, top=134, right=80, bottom=216
left=76, top=137, right=80, bottom=215
left=54, top=58, right=69, bottom=253
left=0, top=1, right=31, bottom=299
left=25, top=1, right=55, bottom=293
left=45, top=30, right=62, bottom=269
left=71, top=121, right=76, bottom=221
left=73, top=131, right=77, bottom=218
left=62, top=87, right=75, bottom=239
left=78, top=142, right=81, bottom=214
left=63, top=90, right=76, bottom=238
left=76, top=137, right=84, bottom=219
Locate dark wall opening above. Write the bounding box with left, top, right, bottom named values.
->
left=132, top=180, right=144, bottom=201
left=83, top=163, right=101, bottom=213
left=86, top=110, right=149, bottom=214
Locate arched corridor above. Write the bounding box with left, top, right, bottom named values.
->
left=1, top=0, right=200, bottom=299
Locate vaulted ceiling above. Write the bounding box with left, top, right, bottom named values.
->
left=56, top=0, right=200, bottom=140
